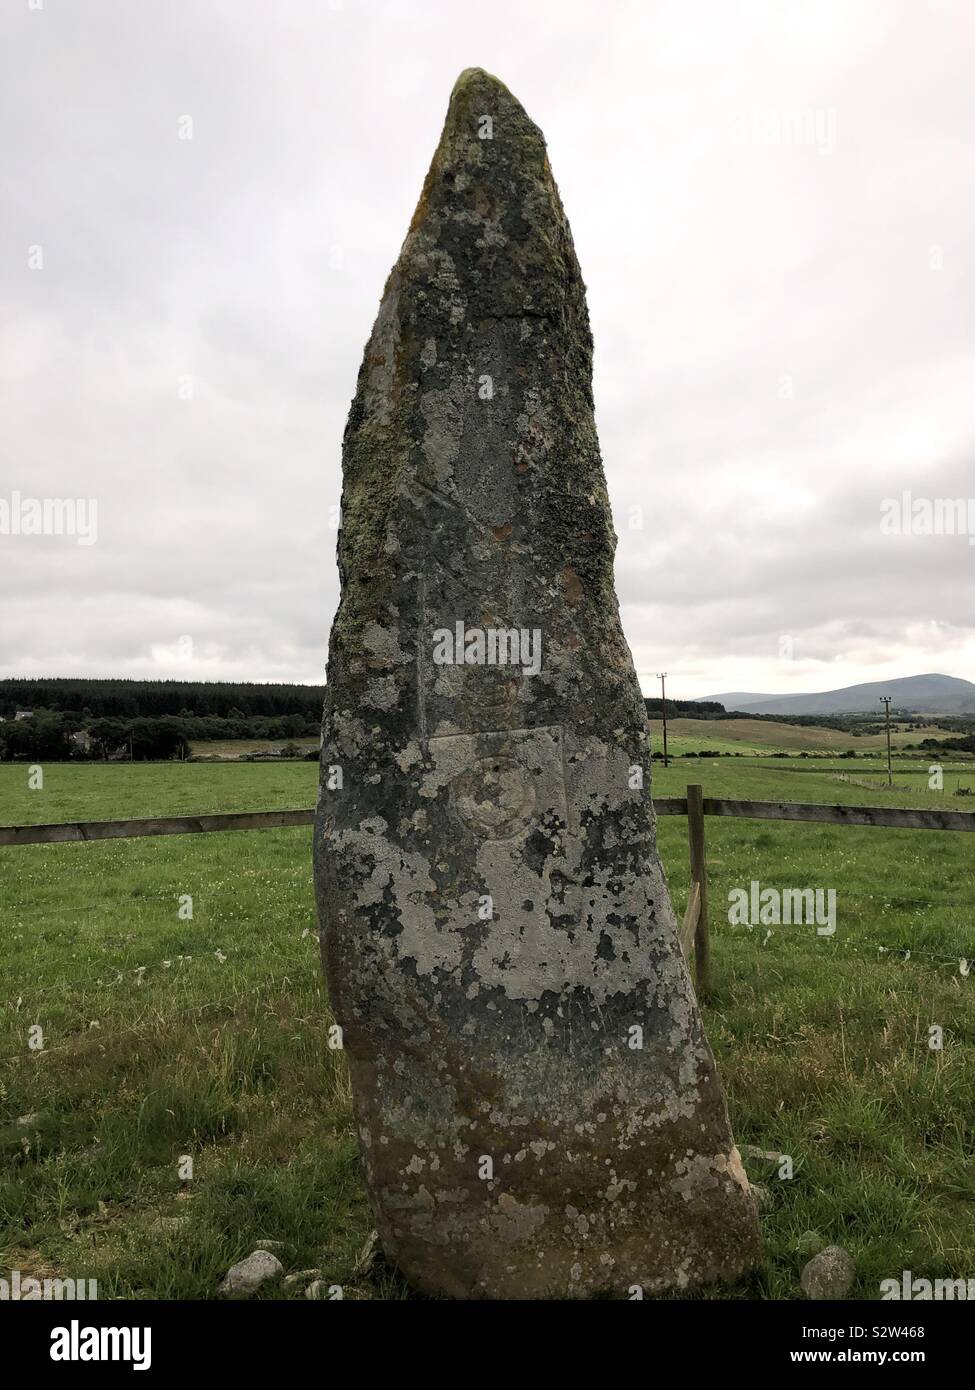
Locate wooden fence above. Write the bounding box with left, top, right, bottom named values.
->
left=0, top=809, right=314, bottom=846
left=3, top=794, right=972, bottom=849
left=3, top=787, right=973, bottom=1001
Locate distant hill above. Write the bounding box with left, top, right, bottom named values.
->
left=698, top=673, right=975, bottom=717
left=695, top=693, right=768, bottom=710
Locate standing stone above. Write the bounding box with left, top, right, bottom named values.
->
left=314, top=68, right=760, bottom=1299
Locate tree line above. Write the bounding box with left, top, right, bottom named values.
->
left=0, top=678, right=324, bottom=721
left=644, top=698, right=726, bottom=716
left=0, top=679, right=326, bottom=761
left=0, top=710, right=320, bottom=762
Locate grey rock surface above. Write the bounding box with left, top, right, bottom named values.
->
left=217, top=1249, right=283, bottom=1298
left=801, top=1245, right=855, bottom=1300
left=313, top=66, right=760, bottom=1299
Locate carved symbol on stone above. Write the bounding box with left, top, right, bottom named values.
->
left=451, top=755, right=536, bottom=839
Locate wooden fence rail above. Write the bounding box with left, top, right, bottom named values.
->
left=3, top=788, right=971, bottom=1002
left=652, top=798, right=975, bottom=831
left=0, top=809, right=315, bottom=847
left=2, top=797, right=974, bottom=848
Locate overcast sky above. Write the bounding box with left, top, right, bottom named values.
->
left=2, top=0, right=973, bottom=700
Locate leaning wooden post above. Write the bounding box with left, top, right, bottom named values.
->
left=686, top=784, right=712, bottom=999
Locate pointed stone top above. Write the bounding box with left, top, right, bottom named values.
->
left=446, top=67, right=522, bottom=124
left=450, top=67, right=512, bottom=97
left=425, top=66, right=544, bottom=170
left=401, top=67, right=574, bottom=327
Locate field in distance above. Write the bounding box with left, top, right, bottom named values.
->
left=189, top=737, right=319, bottom=759
left=183, top=717, right=970, bottom=764
left=646, top=715, right=966, bottom=756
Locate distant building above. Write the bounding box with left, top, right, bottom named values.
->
left=71, top=731, right=92, bottom=752
left=14, top=709, right=33, bottom=721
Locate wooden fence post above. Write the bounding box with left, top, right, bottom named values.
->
left=686, top=784, right=711, bottom=999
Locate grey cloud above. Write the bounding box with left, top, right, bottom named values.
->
left=2, top=0, right=974, bottom=697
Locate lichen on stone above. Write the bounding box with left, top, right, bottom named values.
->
left=313, top=67, right=760, bottom=1300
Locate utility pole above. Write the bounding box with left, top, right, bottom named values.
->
left=880, top=696, right=893, bottom=787
left=657, top=672, right=669, bottom=768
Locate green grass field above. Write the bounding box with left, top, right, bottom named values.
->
left=647, top=716, right=969, bottom=757
left=1, top=757, right=973, bottom=1300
